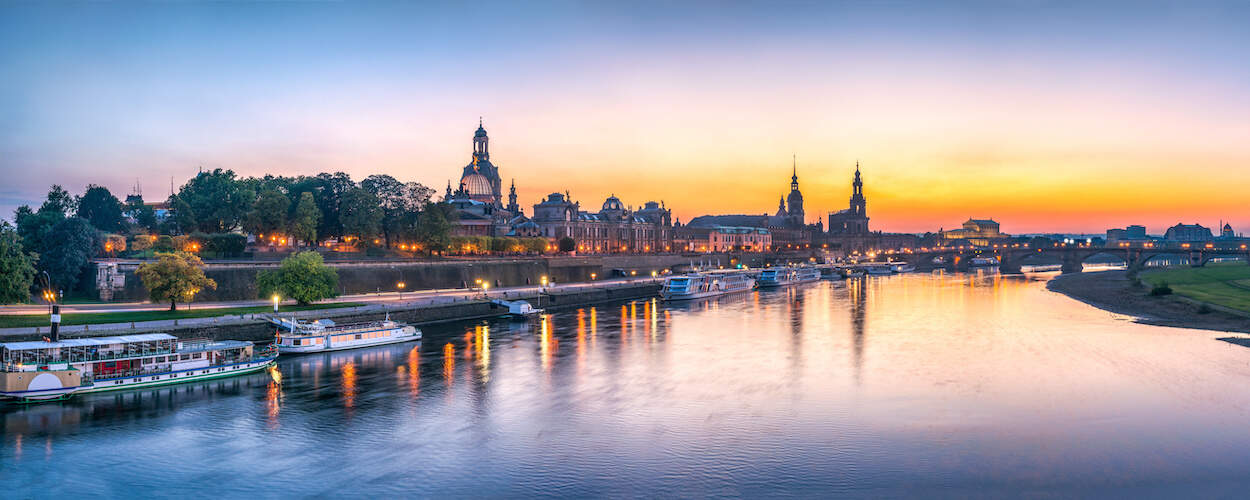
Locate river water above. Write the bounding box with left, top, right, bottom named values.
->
left=5, top=271, right=1250, bottom=497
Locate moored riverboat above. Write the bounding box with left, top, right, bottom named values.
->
left=661, top=271, right=756, bottom=301
left=270, top=315, right=421, bottom=354
left=757, top=266, right=822, bottom=287
left=0, top=333, right=276, bottom=403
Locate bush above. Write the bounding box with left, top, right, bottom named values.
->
left=206, top=233, right=247, bottom=255
left=155, top=235, right=175, bottom=252
left=558, top=236, right=576, bottom=253
left=1149, top=282, right=1173, bottom=296
left=257, top=251, right=339, bottom=305
left=1197, top=304, right=1213, bottom=314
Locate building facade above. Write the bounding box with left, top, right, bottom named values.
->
left=1164, top=223, right=1213, bottom=242
left=686, top=161, right=821, bottom=249
left=530, top=193, right=674, bottom=253
left=939, top=219, right=1006, bottom=247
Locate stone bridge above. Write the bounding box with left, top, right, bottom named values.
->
left=882, top=242, right=1250, bottom=274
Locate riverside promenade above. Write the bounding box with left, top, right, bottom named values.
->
left=0, top=277, right=664, bottom=340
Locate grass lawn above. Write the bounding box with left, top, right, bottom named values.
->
left=0, top=302, right=367, bottom=329
left=1141, top=264, right=1250, bottom=313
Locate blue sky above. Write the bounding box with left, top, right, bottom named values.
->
left=3, top=1, right=1248, bottom=232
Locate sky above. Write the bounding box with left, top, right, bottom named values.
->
left=2, top=1, right=1248, bottom=234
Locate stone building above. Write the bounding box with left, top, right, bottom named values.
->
left=827, top=163, right=869, bottom=235
left=939, top=219, right=1006, bottom=247
left=530, top=192, right=673, bottom=253
left=686, top=161, right=821, bottom=249
left=1164, top=223, right=1213, bottom=242
left=444, top=121, right=523, bottom=237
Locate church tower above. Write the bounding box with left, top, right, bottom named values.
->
left=785, top=156, right=805, bottom=225
left=507, top=179, right=520, bottom=214
left=849, top=161, right=866, bottom=216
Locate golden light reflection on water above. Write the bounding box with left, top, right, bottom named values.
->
left=577, top=309, right=586, bottom=366
left=476, top=325, right=491, bottom=381
left=540, top=314, right=555, bottom=372
left=266, top=366, right=283, bottom=429
left=407, top=345, right=420, bottom=398
left=590, top=307, right=598, bottom=349
left=341, top=362, right=356, bottom=410
left=443, top=343, right=455, bottom=386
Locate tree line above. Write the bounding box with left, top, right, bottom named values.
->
left=0, top=171, right=458, bottom=303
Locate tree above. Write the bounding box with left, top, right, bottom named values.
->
left=339, top=187, right=383, bottom=244
left=171, top=169, right=253, bottom=233
left=291, top=192, right=321, bottom=246
left=40, top=185, right=76, bottom=215
left=125, top=196, right=158, bottom=231
left=558, top=236, right=576, bottom=253
left=361, top=175, right=434, bottom=248
left=14, top=185, right=78, bottom=254
left=0, top=222, right=37, bottom=304
left=37, top=217, right=99, bottom=293
left=244, top=189, right=291, bottom=239
left=76, top=184, right=125, bottom=232
left=414, top=202, right=454, bottom=255
left=313, top=172, right=355, bottom=240
left=257, top=251, right=338, bottom=305
left=136, top=251, right=217, bottom=310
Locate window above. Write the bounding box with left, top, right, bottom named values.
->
left=292, top=339, right=301, bottom=346
left=180, top=354, right=190, bottom=361
left=193, top=353, right=202, bottom=359
left=355, top=334, right=362, bottom=340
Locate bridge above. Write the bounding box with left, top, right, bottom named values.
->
left=867, top=241, right=1250, bottom=274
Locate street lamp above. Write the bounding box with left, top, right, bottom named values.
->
left=590, top=273, right=597, bottom=280
left=540, top=276, right=549, bottom=288
left=397, top=281, right=406, bottom=300
left=272, top=294, right=280, bottom=313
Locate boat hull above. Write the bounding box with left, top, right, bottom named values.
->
left=1, top=357, right=277, bottom=402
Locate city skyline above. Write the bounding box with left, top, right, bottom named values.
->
left=3, top=1, right=1248, bottom=233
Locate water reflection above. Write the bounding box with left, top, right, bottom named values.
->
left=10, top=274, right=1250, bottom=496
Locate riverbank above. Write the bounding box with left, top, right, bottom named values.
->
left=1047, top=270, right=1250, bottom=334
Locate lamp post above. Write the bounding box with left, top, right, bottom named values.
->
left=272, top=294, right=280, bottom=313
left=397, top=281, right=406, bottom=300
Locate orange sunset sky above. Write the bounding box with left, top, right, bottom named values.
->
left=3, top=2, right=1248, bottom=234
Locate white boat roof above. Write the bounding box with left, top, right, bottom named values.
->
left=0, top=333, right=177, bottom=351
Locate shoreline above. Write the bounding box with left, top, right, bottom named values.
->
left=1046, top=270, right=1250, bottom=335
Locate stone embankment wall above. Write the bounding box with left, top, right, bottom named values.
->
left=99, top=254, right=727, bottom=302
left=61, top=282, right=663, bottom=343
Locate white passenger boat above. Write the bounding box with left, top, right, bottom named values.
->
left=864, top=263, right=895, bottom=275
left=661, top=271, right=756, bottom=301
left=0, top=333, right=276, bottom=402
left=969, top=257, right=1000, bottom=267
left=271, top=315, right=421, bottom=354
left=756, top=266, right=822, bottom=287
left=492, top=299, right=543, bottom=319
left=890, top=262, right=916, bottom=273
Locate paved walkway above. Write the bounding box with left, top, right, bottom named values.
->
left=0, top=278, right=662, bottom=337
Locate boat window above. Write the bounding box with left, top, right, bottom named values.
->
left=193, top=353, right=202, bottom=359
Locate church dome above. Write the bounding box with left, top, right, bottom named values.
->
left=602, top=195, right=624, bottom=211
left=461, top=172, right=493, bottom=197
left=475, top=125, right=488, bottom=138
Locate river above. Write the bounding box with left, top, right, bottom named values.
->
left=4, top=271, right=1250, bottom=497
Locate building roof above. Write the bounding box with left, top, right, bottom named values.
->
left=1, top=333, right=177, bottom=351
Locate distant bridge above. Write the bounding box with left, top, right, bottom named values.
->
left=870, top=241, right=1250, bottom=274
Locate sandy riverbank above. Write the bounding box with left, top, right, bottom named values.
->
left=1047, top=270, right=1250, bottom=334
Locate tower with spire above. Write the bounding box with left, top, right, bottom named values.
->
left=849, top=161, right=865, bottom=216
left=828, top=161, right=870, bottom=235
left=507, top=179, right=519, bottom=214
left=457, top=118, right=504, bottom=207
left=785, top=155, right=805, bottom=225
